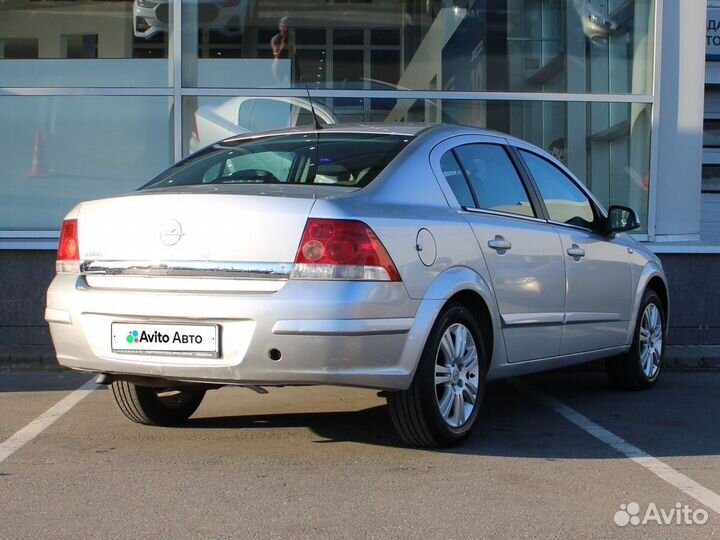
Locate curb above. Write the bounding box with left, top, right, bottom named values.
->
left=665, top=355, right=720, bottom=370
left=0, top=349, right=65, bottom=372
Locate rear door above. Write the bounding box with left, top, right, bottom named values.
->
left=516, top=147, right=633, bottom=354
left=433, top=136, right=566, bottom=363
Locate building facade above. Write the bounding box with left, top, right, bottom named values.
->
left=0, top=0, right=714, bottom=351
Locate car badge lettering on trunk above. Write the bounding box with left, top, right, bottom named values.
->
left=160, top=219, right=183, bottom=246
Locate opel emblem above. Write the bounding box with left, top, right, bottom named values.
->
left=160, top=219, right=183, bottom=246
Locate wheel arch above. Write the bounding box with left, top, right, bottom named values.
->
left=397, top=266, right=505, bottom=387
left=447, top=289, right=494, bottom=370
left=646, top=275, right=669, bottom=324
left=626, top=262, right=670, bottom=345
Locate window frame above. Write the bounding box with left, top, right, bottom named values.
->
left=440, top=142, right=544, bottom=222
left=439, top=150, right=477, bottom=209
left=512, top=146, right=606, bottom=235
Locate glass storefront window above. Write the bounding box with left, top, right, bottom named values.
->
left=0, top=0, right=657, bottom=236
left=183, top=96, right=651, bottom=231
left=703, top=119, right=720, bottom=148
left=702, top=164, right=720, bottom=193
left=0, top=96, right=173, bottom=230
left=181, top=0, right=654, bottom=94
left=0, top=0, right=171, bottom=87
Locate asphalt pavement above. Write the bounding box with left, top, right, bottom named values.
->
left=0, top=370, right=718, bottom=539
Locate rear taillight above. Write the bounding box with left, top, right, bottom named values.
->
left=56, top=219, right=80, bottom=274
left=291, top=219, right=401, bottom=282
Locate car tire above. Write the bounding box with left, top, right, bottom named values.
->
left=606, top=289, right=665, bottom=391
left=387, top=302, right=487, bottom=448
left=110, top=381, right=206, bottom=426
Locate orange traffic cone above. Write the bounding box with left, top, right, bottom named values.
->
left=26, top=129, right=51, bottom=177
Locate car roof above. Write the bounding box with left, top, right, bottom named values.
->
left=221, top=122, right=517, bottom=143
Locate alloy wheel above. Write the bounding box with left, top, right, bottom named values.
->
left=639, top=303, right=663, bottom=378
left=434, top=323, right=480, bottom=428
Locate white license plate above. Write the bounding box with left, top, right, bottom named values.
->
left=111, top=323, right=219, bottom=358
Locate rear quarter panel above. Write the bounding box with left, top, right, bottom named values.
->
left=308, top=129, right=509, bottom=374
left=308, top=131, right=495, bottom=302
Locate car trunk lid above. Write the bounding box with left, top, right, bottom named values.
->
left=76, top=188, right=321, bottom=291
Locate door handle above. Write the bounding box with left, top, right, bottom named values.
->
left=567, top=244, right=585, bottom=261
left=488, top=235, right=512, bottom=254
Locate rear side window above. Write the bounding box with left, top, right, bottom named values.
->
left=453, top=144, right=535, bottom=218
left=143, top=133, right=413, bottom=189
left=520, top=150, right=596, bottom=229
left=440, top=151, right=475, bottom=208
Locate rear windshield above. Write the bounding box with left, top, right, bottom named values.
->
left=142, top=132, right=414, bottom=189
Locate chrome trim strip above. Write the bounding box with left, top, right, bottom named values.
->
left=272, top=318, right=414, bottom=336
left=547, top=220, right=599, bottom=235
left=463, top=206, right=546, bottom=224
left=501, top=313, right=565, bottom=326
left=82, top=275, right=285, bottom=293
left=80, top=260, right=292, bottom=280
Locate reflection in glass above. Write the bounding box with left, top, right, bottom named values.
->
left=703, top=120, right=720, bottom=148
left=183, top=96, right=651, bottom=231
left=148, top=133, right=413, bottom=189
left=0, top=0, right=170, bottom=86
left=181, top=0, right=654, bottom=93
left=0, top=96, right=173, bottom=230
left=702, top=165, right=720, bottom=193
left=184, top=96, right=332, bottom=154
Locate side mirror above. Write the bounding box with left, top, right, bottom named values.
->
left=606, top=205, right=640, bottom=235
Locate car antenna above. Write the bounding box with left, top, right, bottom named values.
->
left=294, top=52, right=322, bottom=185
left=295, top=54, right=322, bottom=131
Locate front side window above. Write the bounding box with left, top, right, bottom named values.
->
left=453, top=144, right=535, bottom=218
left=520, top=150, right=597, bottom=229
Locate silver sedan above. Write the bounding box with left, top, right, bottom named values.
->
left=46, top=124, right=668, bottom=447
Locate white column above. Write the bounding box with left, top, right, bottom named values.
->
left=653, top=0, right=707, bottom=240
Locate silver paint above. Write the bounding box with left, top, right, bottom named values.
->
left=46, top=124, right=668, bottom=390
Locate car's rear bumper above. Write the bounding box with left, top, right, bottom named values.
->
left=46, top=275, right=426, bottom=390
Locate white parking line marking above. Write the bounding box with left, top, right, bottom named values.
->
left=514, top=380, right=720, bottom=515
left=0, top=377, right=98, bottom=466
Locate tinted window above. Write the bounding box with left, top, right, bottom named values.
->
left=202, top=151, right=294, bottom=184
left=454, top=144, right=535, bottom=218
left=144, top=133, right=413, bottom=189
left=520, top=150, right=596, bottom=229
left=440, top=151, right=475, bottom=208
